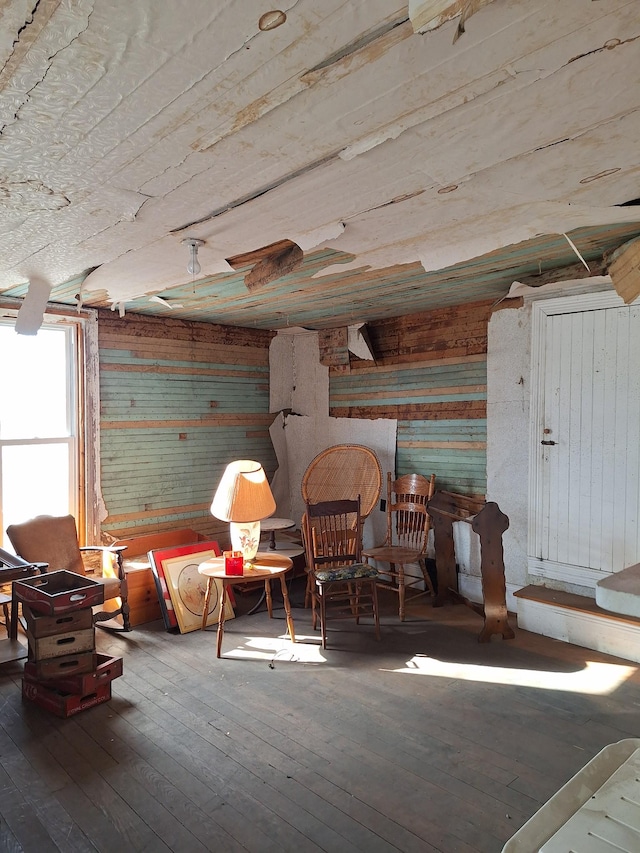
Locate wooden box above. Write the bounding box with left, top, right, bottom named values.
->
left=14, top=570, right=104, bottom=615
left=26, top=626, right=95, bottom=660
left=22, top=603, right=93, bottom=638
left=114, top=528, right=206, bottom=626
left=22, top=678, right=112, bottom=718
left=24, top=653, right=122, bottom=694
left=123, top=560, right=162, bottom=626
left=25, top=650, right=96, bottom=680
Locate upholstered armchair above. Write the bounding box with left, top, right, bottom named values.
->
left=6, top=514, right=131, bottom=631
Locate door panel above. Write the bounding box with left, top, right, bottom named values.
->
left=531, top=297, right=640, bottom=584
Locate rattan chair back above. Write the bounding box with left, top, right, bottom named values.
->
left=301, top=444, right=382, bottom=518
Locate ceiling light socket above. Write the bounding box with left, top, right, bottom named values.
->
left=182, top=238, right=204, bottom=276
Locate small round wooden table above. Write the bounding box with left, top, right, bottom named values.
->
left=259, top=517, right=295, bottom=550
left=198, top=552, right=295, bottom=658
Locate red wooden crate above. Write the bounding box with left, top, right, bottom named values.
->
left=14, top=570, right=104, bottom=615
left=24, top=653, right=122, bottom=694
left=26, top=651, right=96, bottom=680
left=22, top=679, right=112, bottom=718
left=26, top=626, right=95, bottom=660
left=22, top=603, right=93, bottom=638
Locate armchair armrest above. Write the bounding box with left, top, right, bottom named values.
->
left=0, top=547, right=48, bottom=574
left=80, top=545, right=127, bottom=580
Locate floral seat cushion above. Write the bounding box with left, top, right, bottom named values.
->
left=314, top=562, right=379, bottom=583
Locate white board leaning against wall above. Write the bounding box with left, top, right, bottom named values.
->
left=269, top=330, right=396, bottom=551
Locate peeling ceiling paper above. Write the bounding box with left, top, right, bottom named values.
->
left=608, top=237, right=640, bottom=304
left=506, top=275, right=613, bottom=300
left=15, top=277, right=52, bottom=335
left=347, top=323, right=375, bottom=360
left=80, top=241, right=234, bottom=304
left=0, top=1, right=638, bottom=328
left=295, top=221, right=345, bottom=251
left=409, top=0, right=497, bottom=36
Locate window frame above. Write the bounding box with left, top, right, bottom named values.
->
left=0, top=298, right=101, bottom=545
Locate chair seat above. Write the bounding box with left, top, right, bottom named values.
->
left=314, top=563, right=379, bottom=583
left=363, top=545, right=423, bottom=564
left=304, top=497, right=381, bottom=648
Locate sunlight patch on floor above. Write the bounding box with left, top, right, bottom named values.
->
left=384, top=656, right=636, bottom=694
left=221, top=633, right=327, bottom=663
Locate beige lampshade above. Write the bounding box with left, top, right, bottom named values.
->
left=210, top=460, right=276, bottom=522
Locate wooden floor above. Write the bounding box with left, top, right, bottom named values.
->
left=2, top=579, right=640, bottom=853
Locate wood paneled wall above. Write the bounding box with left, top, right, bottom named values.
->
left=97, top=312, right=276, bottom=539
left=322, top=301, right=491, bottom=495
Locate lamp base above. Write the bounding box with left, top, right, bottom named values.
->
left=229, top=520, right=261, bottom=563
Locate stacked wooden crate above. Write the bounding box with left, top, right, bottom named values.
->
left=14, top=570, right=123, bottom=717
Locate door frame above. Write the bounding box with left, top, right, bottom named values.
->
left=528, top=288, right=627, bottom=589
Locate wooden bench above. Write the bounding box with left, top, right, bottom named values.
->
left=111, top=529, right=206, bottom=626
left=427, top=491, right=514, bottom=643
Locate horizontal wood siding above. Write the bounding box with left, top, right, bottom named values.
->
left=326, top=301, right=491, bottom=495
left=98, top=312, right=276, bottom=538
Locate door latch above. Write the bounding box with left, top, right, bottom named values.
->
left=541, top=439, right=556, bottom=445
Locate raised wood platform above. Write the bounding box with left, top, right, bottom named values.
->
left=515, top=584, right=640, bottom=664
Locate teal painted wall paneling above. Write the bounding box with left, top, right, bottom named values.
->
left=324, top=302, right=491, bottom=496
left=98, top=312, right=276, bottom=536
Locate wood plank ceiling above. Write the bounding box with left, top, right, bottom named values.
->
left=0, top=0, right=639, bottom=330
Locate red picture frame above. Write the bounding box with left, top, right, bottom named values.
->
left=148, top=540, right=222, bottom=632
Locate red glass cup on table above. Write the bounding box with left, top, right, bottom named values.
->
left=223, top=550, right=244, bottom=576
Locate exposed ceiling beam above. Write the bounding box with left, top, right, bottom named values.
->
left=227, top=240, right=304, bottom=292
left=513, top=258, right=608, bottom=289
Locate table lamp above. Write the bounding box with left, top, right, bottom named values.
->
left=210, top=460, right=276, bottom=563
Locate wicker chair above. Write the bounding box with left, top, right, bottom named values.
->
left=301, top=444, right=382, bottom=607
left=301, top=444, right=382, bottom=518
left=362, top=472, right=436, bottom=620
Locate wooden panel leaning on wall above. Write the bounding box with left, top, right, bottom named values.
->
left=110, top=529, right=206, bottom=626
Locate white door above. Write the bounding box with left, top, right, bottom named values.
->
left=529, top=292, right=640, bottom=588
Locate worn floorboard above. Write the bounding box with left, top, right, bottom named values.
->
left=1, top=580, right=640, bottom=852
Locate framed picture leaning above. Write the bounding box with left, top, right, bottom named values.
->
left=148, top=541, right=234, bottom=633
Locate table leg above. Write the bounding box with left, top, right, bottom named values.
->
left=279, top=574, right=296, bottom=642
left=216, top=583, right=228, bottom=658
left=264, top=579, right=273, bottom=618
left=10, top=588, right=17, bottom=641
left=201, top=578, right=213, bottom=630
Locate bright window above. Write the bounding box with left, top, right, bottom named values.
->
left=0, top=310, right=99, bottom=550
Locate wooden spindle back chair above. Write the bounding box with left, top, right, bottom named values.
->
left=362, top=472, right=436, bottom=620
left=303, top=497, right=380, bottom=649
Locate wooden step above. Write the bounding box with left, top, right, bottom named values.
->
left=515, top=584, right=640, bottom=664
